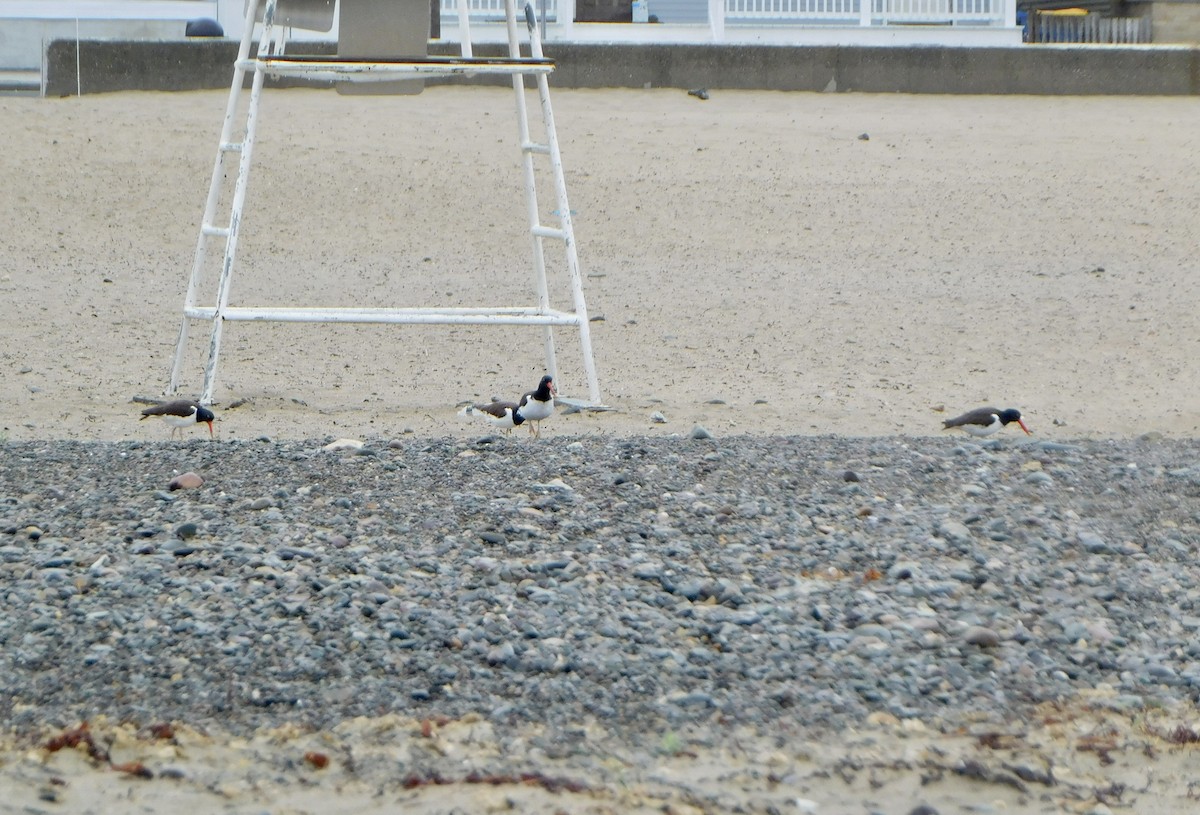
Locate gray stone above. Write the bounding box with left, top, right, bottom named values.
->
left=963, top=626, right=1002, bottom=648
left=937, top=519, right=973, bottom=544
left=1078, top=531, right=1110, bottom=554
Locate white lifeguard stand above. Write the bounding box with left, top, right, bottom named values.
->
left=168, top=0, right=600, bottom=406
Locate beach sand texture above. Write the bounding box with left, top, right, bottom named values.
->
left=1, top=87, right=1197, bottom=441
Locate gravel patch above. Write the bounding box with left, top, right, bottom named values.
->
left=2, top=434, right=1198, bottom=741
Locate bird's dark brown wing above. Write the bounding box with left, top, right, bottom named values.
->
left=943, top=406, right=999, bottom=429
left=474, top=401, right=519, bottom=419
left=140, top=400, right=198, bottom=420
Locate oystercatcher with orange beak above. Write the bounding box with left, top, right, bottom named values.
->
left=140, top=399, right=215, bottom=438
left=517, top=375, right=556, bottom=438
left=942, top=407, right=1031, bottom=438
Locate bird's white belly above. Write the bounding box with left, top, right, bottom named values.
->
left=521, top=400, right=554, bottom=422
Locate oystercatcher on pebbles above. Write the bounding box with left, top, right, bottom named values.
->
left=942, top=407, right=1031, bottom=437
left=517, top=375, right=556, bottom=438
left=140, top=399, right=215, bottom=438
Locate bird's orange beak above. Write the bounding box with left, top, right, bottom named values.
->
left=1018, top=419, right=1031, bottom=435
left=206, top=420, right=214, bottom=437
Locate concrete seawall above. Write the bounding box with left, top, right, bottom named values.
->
left=44, top=39, right=1200, bottom=96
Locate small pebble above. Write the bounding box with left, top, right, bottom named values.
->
left=963, top=626, right=1001, bottom=648
left=323, top=438, right=364, bottom=451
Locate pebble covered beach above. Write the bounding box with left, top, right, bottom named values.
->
left=4, top=434, right=1200, bottom=812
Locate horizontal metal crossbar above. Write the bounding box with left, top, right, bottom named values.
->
left=244, top=55, right=555, bottom=82
left=184, top=305, right=584, bottom=327
left=531, top=225, right=567, bottom=240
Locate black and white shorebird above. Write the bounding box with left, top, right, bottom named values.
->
left=459, top=399, right=527, bottom=434
left=140, top=399, right=215, bottom=438
left=942, top=406, right=1031, bottom=438
left=516, top=375, right=556, bottom=438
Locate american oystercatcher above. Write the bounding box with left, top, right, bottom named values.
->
left=459, top=399, right=526, bottom=434
left=517, top=375, right=556, bottom=438
left=140, top=399, right=215, bottom=438
left=942, top=406, right=1031, bottom=437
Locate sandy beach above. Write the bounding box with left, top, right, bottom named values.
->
left=5, top=700, right=1200, bottom=814
left=1, top=87, right=1199, bottom=814
left=1, top=87, right=1197, bottom=441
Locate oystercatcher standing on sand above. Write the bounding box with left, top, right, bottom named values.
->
left=459, top=399, right=526, bottom=434
left=942, top=407, right=1031, bottom=437
left=140, top=399, right=215, bottom=438
left=517, top=375, right=556, bottom=438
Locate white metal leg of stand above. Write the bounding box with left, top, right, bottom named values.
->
left=508, top=5, right=599, bottom=404
left=167, top=8, right=259, bottom=397
left=167, top=0, right=602, bottom=406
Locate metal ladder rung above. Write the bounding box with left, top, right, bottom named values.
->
left=531, top=225, right=567, bottom=241
left=219, top=141, right=244, bottom=153
left=522, top=141, right=551, bottom=155
left=240, top=56, right=555, bottom=81
left=201, top=224, right=231, bottom=238
left=184, top=305, right=584, bottom=326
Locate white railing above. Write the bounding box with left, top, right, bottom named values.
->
left=433, top=0, right=1008, bottom=28
left=726, top=0, right=858, bottom=21
left=725, top=0, right=1002, bottom=23
left=0, top=1, right=216, bottom=19
left=442, top=0, right=559, bottom=21
left=875, top=0, right=999, bottom=23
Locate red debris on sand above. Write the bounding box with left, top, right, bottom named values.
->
left=1164, top=725, right=1200, bottom=745
left=45, top=722, right=110, bottom=764
left=403, top=771, right=450, bottom=789
left=112, top=761, right=154, bottom=779
left=403, top=770, right=588, bottom=793
left=145, top=723, right=176, bottom=741
left=45, top=721, right=175, bottom=778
